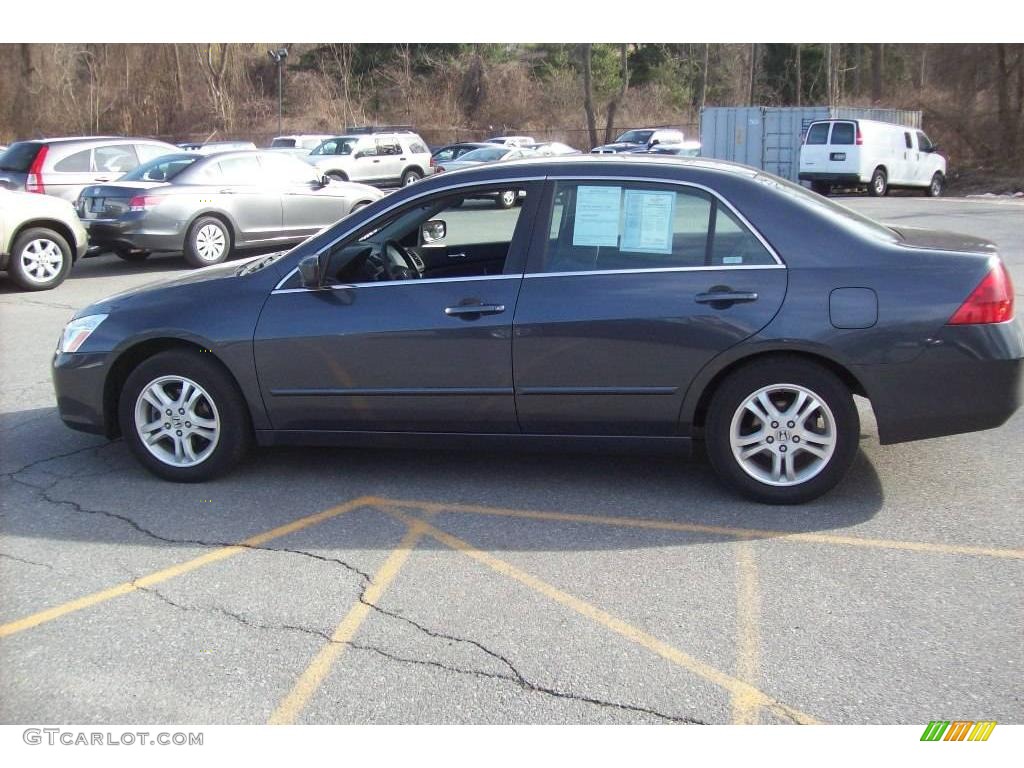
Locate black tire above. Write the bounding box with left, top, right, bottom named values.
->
left=114, top=248, right=151, bottom=263
left=868, top=167, right=888, bottom=197
left=810, top=181, right=831, bottom=196
left=926, top=172, right=944, bottom=197
left=704, top=358, right=859, bottom=504
left=7, top=227, right=73, bottom=291
left=184, top=216, right=232, bottom=268
left=118, top=349, right=251, bottom=482
left=400, top=168, right=422, bottom=187
left=496, top=189, right=517, bottom=209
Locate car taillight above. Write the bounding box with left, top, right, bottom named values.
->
left=129, top=195, right=163, bottom=212
left=429, top=156, right=437, bottom=167
left=26, top=145, right=48, bottom=194
left=948, top=261, right=1015, bottom=325
left=855, top=126, right=863, bottom=145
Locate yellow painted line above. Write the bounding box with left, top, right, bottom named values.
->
left=382, top=507, right=820, bottom=725
left=0, top=496, right=373, bottom=639
left=732, top=542, right=762, bottom=725
left=371, top=496, right=1024, bottom=560
left=268, top=521, right=427, bottom=725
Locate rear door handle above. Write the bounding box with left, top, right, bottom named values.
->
left=695, top=290, right=758, bottom=305
left=447, top=252, right=468, bottom=260
left=94, top=176, right=113, bottom=182
left=444, top=303, right=505, bottom=318
left=219, top=188, right=237, bottom=194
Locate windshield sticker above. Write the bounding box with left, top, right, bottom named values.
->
left=620, top=189, right=675, bottom=254
left=572, top=186, right=622, bottom=247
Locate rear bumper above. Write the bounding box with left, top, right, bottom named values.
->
left=52, top=351, right=112, bottom=436
left=798, top=172, right=863, bottom=185
left=83, top=217, right=184, bottom=253
left=855, top=321, right=1024, bottom=444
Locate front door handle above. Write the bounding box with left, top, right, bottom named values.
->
left=444, top=303, right=505, bottom=318
left=695, top=289, right=758, bottom=306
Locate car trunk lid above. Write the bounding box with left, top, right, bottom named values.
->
left=78, top=182, right=167, bottom=218
left=891, top=226, right=999, bottom=256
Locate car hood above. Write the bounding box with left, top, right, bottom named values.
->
left=79, top=252, right=285, bottom=317
left=891, top=226, right=998, bottom=255
left=591, top=142, right=642, bottom=153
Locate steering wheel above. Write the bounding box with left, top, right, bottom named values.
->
left=383, top=240, right=422, bottom=280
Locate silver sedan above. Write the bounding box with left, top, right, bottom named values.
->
left=77, top=151, right=385, bottom=268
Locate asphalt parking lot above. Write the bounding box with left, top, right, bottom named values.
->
left=1, top=195, right=1022, bottom=725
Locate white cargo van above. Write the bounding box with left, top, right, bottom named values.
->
left=799, top=119, right=946, bottom=197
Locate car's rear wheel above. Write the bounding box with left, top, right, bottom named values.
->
left=8, top=227, right=72, bottom=291
left=401, top=168, right=422, bottom=186
left=184, top=216, right=231, bottom=268
left=868, top=167, right=888, bottom=197
left=119, top=350, right=251, bottom=482
left=926, top=172, right=944, bottom=197
left=705, top=359, right=859, bottom=504
left=496, top=190, right=517, bottom=209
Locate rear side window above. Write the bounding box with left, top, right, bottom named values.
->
left=53, top=149, right=92, bottom=172
left=94, top=144, right=139, bottom=173
left=0, top=142, right=43, bottom=172
left=408, top=141, right=428, bottom=154
left=830, top=122, right=855, bottom=145
left=805, top=123, right=830, bottom=145
left=541, top=181, right=775, bottom=273
left=904, top=132, right=913, bottom=149
left=217, top=155, right=261, bottom=184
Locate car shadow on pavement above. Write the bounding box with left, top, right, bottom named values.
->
left=0, top=406, right=885, bottom=554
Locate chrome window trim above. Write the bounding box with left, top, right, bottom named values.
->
left=272, top=171, right=784, bottom=292
left=272, top=273, right=522, bottom=295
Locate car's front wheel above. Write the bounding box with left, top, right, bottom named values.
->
left=705, top=358, right=859, bottom=504
left=496, top=190, right=517, bottom=209
left=8, top=227, right=72, bottom=291
left=119, top=349, right=251, bottom=482
left=184, top=216, right=232, bottom=268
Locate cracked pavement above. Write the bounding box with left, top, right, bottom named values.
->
left=1, top=198, right=1023, bottom=725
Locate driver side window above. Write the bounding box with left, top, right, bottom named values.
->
left=311, top=184, right=534, bottom=286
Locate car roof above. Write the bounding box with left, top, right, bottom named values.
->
left=420, top=153, right=758, bottom=181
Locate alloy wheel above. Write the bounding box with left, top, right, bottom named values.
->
left=134, top=375, right=221, bottom=467
left=729, top=383, right=837, bottom=487
left=194, top=224, right=226, bottom=262
left=19, top=238, right=65, bottom=284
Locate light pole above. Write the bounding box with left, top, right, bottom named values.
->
left=268, top=47, right=288, bottom=135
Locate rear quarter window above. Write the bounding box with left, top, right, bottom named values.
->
left=53, top=149, right=93, bottom=172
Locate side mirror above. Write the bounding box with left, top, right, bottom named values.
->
left=421, top=219, right=447, bottom=245
left=298, top=253, right=324, bottom=288
left=649, top=139, right=660, bottom=147
left=317, top=174, right=331, bottom=186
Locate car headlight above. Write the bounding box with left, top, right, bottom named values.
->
left=58, top=314, right=108, bottom=353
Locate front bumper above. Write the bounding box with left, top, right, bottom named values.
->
left=52, top=351, right=112, bottom=436
left=855, top=321, right=1024, bottom=444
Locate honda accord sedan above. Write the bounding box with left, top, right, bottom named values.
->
left=52, top=155, right=1022, bottom=503
left=77, top=150, right=384, bottom=268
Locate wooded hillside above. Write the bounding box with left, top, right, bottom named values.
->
left=2, top=43, right=1021, bottom=175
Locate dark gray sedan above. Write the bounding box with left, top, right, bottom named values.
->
left=77, top=151, right=384, bottom=267
left=52, top=155, right=1022, bottom=503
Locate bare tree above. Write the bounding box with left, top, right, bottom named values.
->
left=581, top=44, right=598, bottom=149
left=603, top=44, right=629, bottom=144
left=195, top=43, right=233, bottom=130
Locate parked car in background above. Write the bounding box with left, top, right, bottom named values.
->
left=178, top=140, right=257, bottom=154
left=1, top=187, right=88, bottom=290
left=269, top=135, right=334, bottom=151
left=486, top=136, right=536, bottom=147
left=523, top=141, right=581, bottom=157
left=0, top=137, right=179, bottom=202
left=641, top=141, right=702, bottom=157
left=430, top=142, right=491, bottom=172
left=53, top=155, right=1023, bottom=505
left=306, top=130, right=432, bottom=187
left=77, top=150, right=383, bottom=268
left=799, top=118, right=946, bottom=197
left=431, top=145, right=535, bottom=207
left=591, top=128, right=685, bottom=154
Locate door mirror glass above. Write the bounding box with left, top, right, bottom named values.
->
left=421, top=219, right=447, bottom=244
left=298, top=254, right=324, bottom=288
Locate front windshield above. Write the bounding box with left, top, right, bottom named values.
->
left=311, top=137, right=359, bottom=156
left=457, top=147, right=509, bottom=163
left=616, top=130, right=654, bottom=145
left=120, top=154, right=199, bottom=182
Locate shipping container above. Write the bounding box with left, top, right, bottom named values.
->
left=699, top=106, right=923, bottom=183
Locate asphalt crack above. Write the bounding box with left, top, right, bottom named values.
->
left=132, top=581, right=701, bottom=724
left=0, top=551, right=55, bottom=570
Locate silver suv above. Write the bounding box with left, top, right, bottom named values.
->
left=0, top=136, right=179, bottom=202
left=305, top=129, right=432, bottom=187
